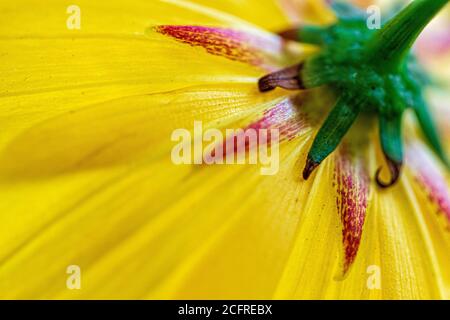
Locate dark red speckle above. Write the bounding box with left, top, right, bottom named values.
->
left=155, top=25, right=282, bottom=70
left=335, top=146, right=370, bottom=274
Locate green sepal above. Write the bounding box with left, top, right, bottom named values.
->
left=303, top=95, right=362, bottom=178
left=379, top=113, right=404, bottom=164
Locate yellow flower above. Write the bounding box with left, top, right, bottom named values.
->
left=0, top=0, right=449, bottom=299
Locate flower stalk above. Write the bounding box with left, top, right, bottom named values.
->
left=367, top=0, right=450, bottom=70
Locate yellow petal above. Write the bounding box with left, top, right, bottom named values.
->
left=406, top=141, right=450, bottom=297
left=1, top=0, right=449, bottom=300
left=273, top=152, right=448, bottom=299
left=1, top=0, right=307, bottom=149
left=187, top=0, right=291, bottom=31
left=0, top=84, right=286, bottom=179
left=80, top=141, right=314, bottom=299
left=0, top=94, right=314, bottom=299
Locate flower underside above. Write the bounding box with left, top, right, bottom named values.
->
left=259, top=0, right=450, bottom=188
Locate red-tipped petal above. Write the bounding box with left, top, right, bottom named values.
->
left=156, top=25, right=285, bottom=71
left=204, top=96, right=309, bottom=163
left=335, top=147, right=370, bottom=275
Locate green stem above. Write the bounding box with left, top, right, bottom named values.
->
left=366, top=0, right=449, bottom=69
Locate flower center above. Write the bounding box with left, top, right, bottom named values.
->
left=259, top=0, right=449, bottom=188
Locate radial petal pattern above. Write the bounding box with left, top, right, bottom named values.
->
left=0, top=0, right=449, bottom=300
